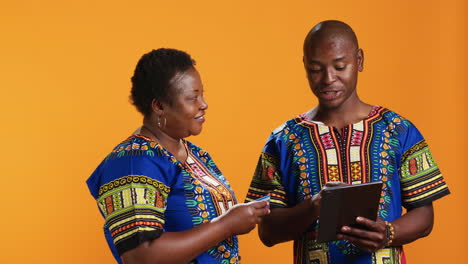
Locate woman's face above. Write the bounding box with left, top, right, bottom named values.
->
left=162, top=67, right=208, bottom=139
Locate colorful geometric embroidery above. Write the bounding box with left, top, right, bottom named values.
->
left=400, top=141, right=435, bottom=179
left=103, top=135, right=182, bottom=170
left=294, top=235, right=330, bottom=264
left=320, top=133, right=335, bottom=149
left=399, top=140, right=447, bottom=208
left=350, top=130, right=364, bottom=146
left=97, top=175, right=169, bottom=251
left=89, top=135, right=242, bottom=263
left=327, top=165, right=340, bottom=181
left=376, top=115, right=409, bottom=218
left=182, top=145, right=239, bottom=263
left=372, top=247, right=403, bottom=264
left=246, top=106, right=449, bottom=264
left=308, top=248, right=329, bottom=264
left=350, top=162, right=362, bottom=181
left=331, top=240, right=363, bottom=256
left=185, top=155, right=235, bottom=218
left=99, top=175, right=171, bottom=197
left=247, top=152, right=288, bottom=206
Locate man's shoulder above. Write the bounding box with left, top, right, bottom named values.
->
left=378, top=106, right=414, bottom=125
left=270, top=114, right=307, bottom=136
left=374, top=106, right=422, bottom=139
left=379, top=106, right=403, bottom=119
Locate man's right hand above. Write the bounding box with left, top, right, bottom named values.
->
left=310, top=181, right=348, bottom=216
left=258, top=181, right=347, bottom=247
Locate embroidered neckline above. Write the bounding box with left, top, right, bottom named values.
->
left=131, top=134, right=187, bottom=169
left=298, top=105, right=383, bottom=128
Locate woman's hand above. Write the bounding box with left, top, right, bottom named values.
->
left=213, top=201, right=270, bottom=236
left=122, top=201, right=269, bottom=264
left=337, top=217, right=387, bottom=253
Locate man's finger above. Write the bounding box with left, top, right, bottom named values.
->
left=324, top=181, right=347, bottom=188
left=356, top=217, right=384, bottom=232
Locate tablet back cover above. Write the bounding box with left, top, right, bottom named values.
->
left=317, top=182, right=383, bottom=242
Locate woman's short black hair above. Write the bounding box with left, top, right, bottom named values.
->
left=130, top=48, right=196, bottom=116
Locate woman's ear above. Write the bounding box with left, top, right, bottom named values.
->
left=151, top=99, right=165, bottom=115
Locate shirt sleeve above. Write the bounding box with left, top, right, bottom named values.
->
left=94, top=155, right=173, bottom=255
left=246, top=132, right=289, bottom=208
left=399, top=124, right=450, bottom=210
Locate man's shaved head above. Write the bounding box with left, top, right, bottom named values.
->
left=302, top=20, right=364, bottom=110
left=304, top=20, right=359, bottom=52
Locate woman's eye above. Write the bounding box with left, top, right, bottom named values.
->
left=308, top=67, right=322, bottom=73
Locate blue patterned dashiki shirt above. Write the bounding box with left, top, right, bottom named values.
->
left=246, top=106, right=450, bottom=264
left=87, top=134, right=239, bottom=264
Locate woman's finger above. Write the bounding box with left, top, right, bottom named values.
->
left=250, top=200, right=269, bottom=209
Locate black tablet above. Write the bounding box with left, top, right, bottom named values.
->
left=317, top=181, right=383, bottom=242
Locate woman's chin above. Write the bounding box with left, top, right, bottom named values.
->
left=188, top=127, right=203, bottom=137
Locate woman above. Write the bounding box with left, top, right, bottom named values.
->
left=87, top=48, right=269, bottom=264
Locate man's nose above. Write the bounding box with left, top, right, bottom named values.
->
left=323, top=68, right=336, bottom=85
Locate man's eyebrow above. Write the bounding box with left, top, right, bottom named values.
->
left=306, top=57, right=346, bottom=64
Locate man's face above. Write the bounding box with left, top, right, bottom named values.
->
left=303, top=36, right=363, bottom=109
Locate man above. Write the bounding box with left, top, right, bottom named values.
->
left=245, top=20, right=450, bottom=264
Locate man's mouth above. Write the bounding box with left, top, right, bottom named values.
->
left=319, top=90, right=341, bottom=100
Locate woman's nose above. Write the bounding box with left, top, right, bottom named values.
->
left=200, top=96, right=208, bottom=110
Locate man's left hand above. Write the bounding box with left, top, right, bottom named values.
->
left=336, top=217, right=387, bottom=253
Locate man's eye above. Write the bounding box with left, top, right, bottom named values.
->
left=335, top=65, right=346, bottom=71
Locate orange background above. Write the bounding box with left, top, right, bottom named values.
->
left=0, top=0, right=466, bottom=263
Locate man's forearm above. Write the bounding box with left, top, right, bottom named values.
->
left=258, top=199, right=318, bottom=246
left=390, top=203, right=434, bottom=246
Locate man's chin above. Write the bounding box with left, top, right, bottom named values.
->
left=318, top=100, right=343, bottom=110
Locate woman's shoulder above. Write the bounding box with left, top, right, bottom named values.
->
left=104, top=134, right=169, bottom=161
left=87, top=135, right=178, bottom=198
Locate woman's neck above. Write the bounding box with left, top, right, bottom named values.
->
left=141, top=119, right=188, bottom=162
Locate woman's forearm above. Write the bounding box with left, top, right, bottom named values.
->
left=121, top=201, right=269, bottom=264
left=122, top=220, right=230, bottom=264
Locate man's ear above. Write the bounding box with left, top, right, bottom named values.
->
left=151, top=99, right=165, bottom=115
left=357, top=48, right=364, bottom=72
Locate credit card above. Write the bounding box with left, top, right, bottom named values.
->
left=253, top=194, right=270, bottom=209
left=254, top=194, right=271, bottom=202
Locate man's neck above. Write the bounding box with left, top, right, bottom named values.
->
left=313, top=100, right=373, bottom=130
